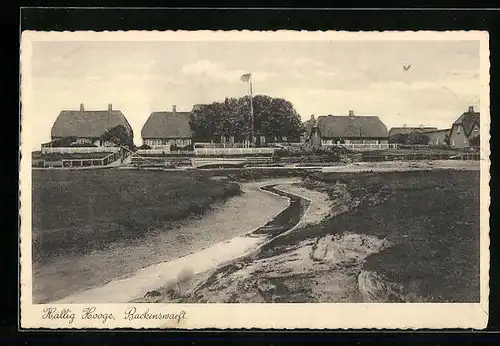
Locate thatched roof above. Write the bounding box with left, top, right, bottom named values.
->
left=141, top=111, right=192, bottom=139
left=315, top=114, right=388, bottom=138
left=453, top=109, right=480, bottom=137
left=51, top=108, right=133, bottom=139
left=389, top=127, right=438, bottom=137
left=426, top=129, right=451, bottom=134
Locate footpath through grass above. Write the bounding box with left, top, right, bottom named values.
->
left=32, top=169, right=241, bottom=262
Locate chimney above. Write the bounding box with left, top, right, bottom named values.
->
left=348, top=110, right=354, bottom=117
left=173, top=105, right=177, bottom=113
left=108, top=103, right=112, bottom=111
left=80, top=103, right=84, bottom=112
left=468, top=106, right=474, bottom=113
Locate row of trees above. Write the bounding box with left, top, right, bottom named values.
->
left=189, top=95, right=305, bottom=143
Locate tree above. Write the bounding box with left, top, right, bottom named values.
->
left=389, top=133, right=408, bottom=144
left=100, top=125, right=135, bottom=150
left=444, top=133, right=451, bottom=146
left=469, top=135, right=480, bottom=149
left=189, top=94, right=304, bottom=144
left=389, top=131, right=430, bottom=145
left=406, top=131, right=430, bottom=145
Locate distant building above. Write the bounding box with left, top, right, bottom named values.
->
left=388, top=126, right=438, bottom=138
left=449, top=106, right=480, bottom=149
left=50, top=103, right=133, bottom=147
left=141, top=105, right=193, bottom=148
left=310, top=110, right=389, bottom=148
left=426, top=129, right=451, bottom=146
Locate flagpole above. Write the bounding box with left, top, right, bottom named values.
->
left=249, top=76, right=254, bottom=146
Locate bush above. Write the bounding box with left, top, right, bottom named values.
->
left=390, top=131, right=430, bottom=145
left=138, top=144, right=152, bottom=150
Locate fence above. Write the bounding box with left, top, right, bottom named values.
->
left=322, top=143, right=398, bottom=150
left=42, top=146, right=120, bottom=154
left=195, top=147, right=277, bottom=156
left=361, top=152, right=480, bottom=162
left=130, top=156, right=193, bottom=167
left=395, top=144, right=432, bottom=150
left=450, top=153, right=480, bottom=161
left=61, top=152, right=120, bottom=168
left=194, top=142, right=254, bottom=149
left=137, top=149, right=195, bottom=156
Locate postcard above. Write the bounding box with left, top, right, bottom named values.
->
left=20, top=29, right=490, bottom=329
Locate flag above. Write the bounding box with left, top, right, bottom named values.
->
left=240, top=73, right=251, bottom=82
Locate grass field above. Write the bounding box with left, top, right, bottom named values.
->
left=32, top=169, right=241, bottom=262
left=271, top=170, right=480, bottom=302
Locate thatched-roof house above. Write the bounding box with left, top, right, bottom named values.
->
left=50, top=103, right=133, bottom=147
left=310, top=110, right=389, bottom=147
left=141, top=106, right=193, bottom=147
left=449, top=106, right=480, bottom=149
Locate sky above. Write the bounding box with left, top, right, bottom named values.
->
left=26, top=40, right=480, bottom=149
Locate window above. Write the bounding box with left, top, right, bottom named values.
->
left=474, top=127, right=478, bottom=132
left=457, top=126, right=460, bottom=134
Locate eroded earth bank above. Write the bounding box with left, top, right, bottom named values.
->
left=141, top=168, right=480, bottom=304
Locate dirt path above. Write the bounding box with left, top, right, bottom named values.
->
left=37, top=180, right=291, bottom=304
left=152, top=182, right=390, bottom=303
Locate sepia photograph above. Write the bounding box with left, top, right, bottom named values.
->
left=20, top=30, right=490, bottom=329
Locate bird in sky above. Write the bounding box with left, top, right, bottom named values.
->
left=403, top=64, right=412, bottom=71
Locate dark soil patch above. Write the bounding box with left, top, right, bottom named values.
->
left=264, top=170, right=480, bottom=303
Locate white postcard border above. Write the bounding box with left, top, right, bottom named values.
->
left=20, top=30, right=490, bottom=329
